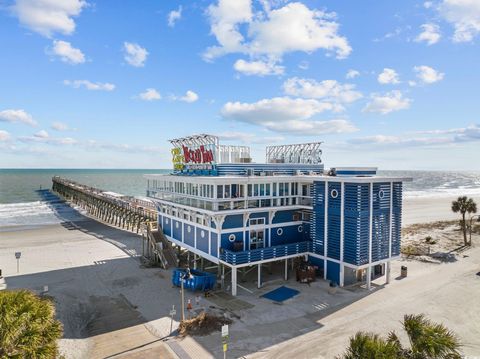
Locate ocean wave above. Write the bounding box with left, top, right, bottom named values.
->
left=404, top=187, right=480, bottom=199
left=0, top=199, right=87, bottom=228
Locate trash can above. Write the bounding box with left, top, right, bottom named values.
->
left=401, top=266, right=408, bottom=278
left=328, top=281, right=338, bottom=294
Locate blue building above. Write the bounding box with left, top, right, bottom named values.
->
left=146, top=134, right=410, bottom=295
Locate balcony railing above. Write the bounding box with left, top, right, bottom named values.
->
left=219, top=241, right=311, bottom=265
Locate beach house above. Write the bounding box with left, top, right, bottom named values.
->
left=145, top=134, right=409, bottom=295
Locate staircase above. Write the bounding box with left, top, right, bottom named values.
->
left=144, top=222, right=178, bottom=269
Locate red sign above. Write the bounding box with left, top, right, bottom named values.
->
left=182, top=145, right=214, bottom=164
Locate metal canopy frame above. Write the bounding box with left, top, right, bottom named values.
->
left=266, top=142, right=323, bottom=164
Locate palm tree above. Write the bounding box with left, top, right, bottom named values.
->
left=0, top=289, right=63, bottom=358
left=338, top=314, right=461, bottom=359
left=451, top=196, right=477, bottom=246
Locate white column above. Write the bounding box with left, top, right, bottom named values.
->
left=232, top=266, right=237, bottom=296
left=193, top=253, right=197, bottom=270
left=387, top=182, right=393, bottom=285
left=284, top=259, right=288, bottom=281
left=366, top=266, right=372, bottom=289
left=368, top=182, right=373, bottom=290
left=386, top=261, right=391, bottom=284
left=324, top=181, right=328, bottom=280
left=257, top=264, right=261, bottom=288
left=340, top=182, right=345, bottom=287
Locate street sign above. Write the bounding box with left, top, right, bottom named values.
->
left=169, top=308, right=177, bottom=316
left=15, top=252, right=21, bottom=259
left=223, top=343, right=228, bottom=352
left=221, top=324, right=229, bottom=338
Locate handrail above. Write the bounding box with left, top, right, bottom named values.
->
left=219, top=241, right=310, bottom=265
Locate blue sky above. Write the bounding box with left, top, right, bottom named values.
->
left=0, top=0, right=479, bottom=170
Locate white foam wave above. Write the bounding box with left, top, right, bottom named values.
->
left=0, top=199, right=87, bottom=228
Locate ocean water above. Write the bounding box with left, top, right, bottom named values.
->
left=0, top=169, right=479, bottom=228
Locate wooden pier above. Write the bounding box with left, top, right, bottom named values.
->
left=51, top=176, right=178, bottom=268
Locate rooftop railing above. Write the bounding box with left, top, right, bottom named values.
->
left=219, top=241, right=311, bottom=265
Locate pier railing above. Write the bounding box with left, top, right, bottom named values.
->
left=219, top=241, right=311, bottom=265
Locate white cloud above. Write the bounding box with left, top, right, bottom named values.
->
left=34, top=130, right=49, bottom=138
left=438, top=0, right=480, bottom=42
left=298, top=61, right=309, bottom=70
left=138, top=88, right=161, bottom=101
left=424, top=1, right=433, bottom=9
left=363, top=91, right=412, bottom=115
left=414, top=65, right=444, bottom=84
left=415, top=23, right=441, bottom=45
left=12, top=0, right=87, bottom=37
left=51, top=121, right=69, bottom=131
left=217, top=131, right=285, bottom=144
left=18, top=134, right=77, bottom=145
left=349, top=134, right=451, bottom=147
left=233, top=59, right=284, bottom=76
left=204, top=1, right=351, bottom=62
left=221, top=96, right=357, bottom=135
left=51, top=40, right=85, bottom=64
left=377, top=68, right=400, bottom=84
left=178, top=90, right=199, bottom=103
left=0, top=130, right=11, bottom=141
left=283, top=77, right=362, bottom=104
left=0, top=109, right=37, bottom=126
left=64, top=80, right=115, bottom=91
left=168, top=6, right=182, bottom=27
left=123, top=42, right=148, bottom=67
left=346, top=69, right=360, bottom=79
left=348, top=124, right=480, bottom=148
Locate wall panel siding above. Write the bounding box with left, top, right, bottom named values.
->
left=312, top=182, right=325, bottom=255
left=327, top=182, right=341, bottom=260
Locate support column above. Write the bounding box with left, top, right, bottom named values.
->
left=386, top=262, right=391, bottom=284
left=366, top=266, right=372, bottom=290
left=232, top=267, right=237, bottom=296
left=324, top=181, right=328, bottom=280
left=340, top=182, right=345, bottom=287
left=257, top=264, right=261, bottom=288
left=193, top=253, right=197, bottom=270
left=284, top=259, right=288, bottom=281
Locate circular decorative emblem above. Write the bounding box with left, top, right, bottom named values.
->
left=379, top=190, right=385, bottom=199
left=187, top=226, right=191, bottom=233
left=298, top=225, right=303, bottom=233
left=277, top=228, right=283, bottom=236
left=201, top=230, right=205, bottom=238
left=228, top=234, right=236, bottom=242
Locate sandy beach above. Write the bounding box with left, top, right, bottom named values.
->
left=403, top=194, right=480, bottom=225
left=1, top=194, right=479, bottom=358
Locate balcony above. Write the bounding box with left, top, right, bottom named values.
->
left=219, top=241, right=311, bottom=266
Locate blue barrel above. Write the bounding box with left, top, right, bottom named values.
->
left=172, top=268, right=217, bottom=292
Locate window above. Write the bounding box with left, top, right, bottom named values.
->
left=277, top=228, right=283, bottom=236
left=228, top=234, right=236, bottom=242
left=217, top=185, right=223, bottom=199
left=249, top=218, right=265, bottom=226
left=254, top=184, right=259, bottom=196
left=248, top=184, right=252, bottom=197
left=331, top=189, right=339, bottom=198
